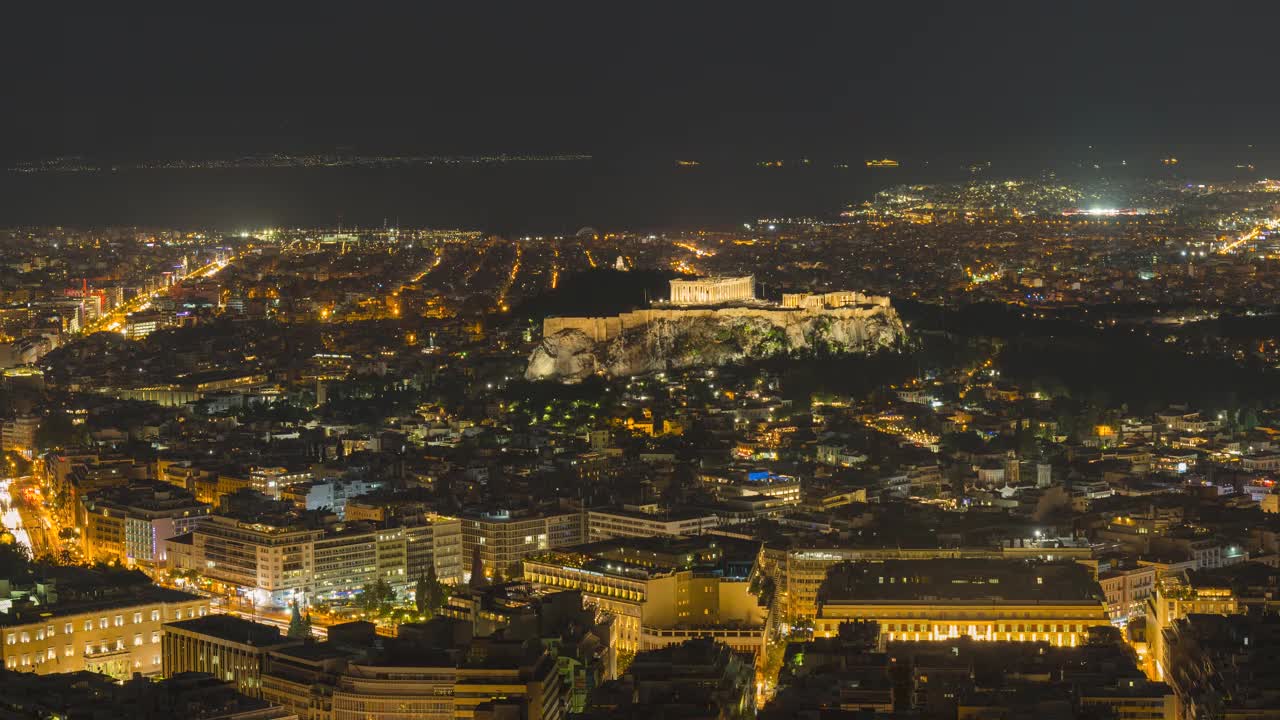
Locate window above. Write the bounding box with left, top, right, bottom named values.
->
left=134, top=634, right=143, bottom=646
left=64, top=623, right=73, bottom=635
left=133, top=612, right=142, bottom=624
left=115, top=639, right=124, bottom=651
left=85, top=643, right=93, bottom=655
left=99, top=618, right=108, bottom=630
left=113, top=615, right=124, bottom=627
left=5, top=634, right=13, bottom=646
left=153, top=655, right=161, bottom=666
left=64, top=645, right=73, bottom=657
left=46, top=648, right=55, bottom=660
left=151, top=610, right=160, bottom=622
left=20, top=632, right=29, bottom=643
left=84, top=620, right=93, bottom=632
left=151, top=632, right=159, bottom=644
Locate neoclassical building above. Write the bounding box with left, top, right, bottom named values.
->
left=815, top=559, right=1110, bottom=647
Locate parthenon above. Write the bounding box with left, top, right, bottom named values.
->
left=668, top=276, right=756, bottom=305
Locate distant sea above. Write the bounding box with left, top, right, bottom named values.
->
left=0, top=157, right=969, bottom=233
left=0, top=152, right=1265, bottom=233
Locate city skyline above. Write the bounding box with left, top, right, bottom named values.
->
left=3, top=5, right=1280, bottom=720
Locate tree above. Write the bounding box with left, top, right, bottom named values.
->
left=469, top=545, right=488, bottom=588
left=415, top=565, right=449, bottom=617
left=35, top=412, right=84, bottom=452
left=287, top=601, right=311, bottom=639
left=359, top=578, right=396, bottom=615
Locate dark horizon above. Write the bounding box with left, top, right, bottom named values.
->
left=6, top=3, right=1280, bottom=167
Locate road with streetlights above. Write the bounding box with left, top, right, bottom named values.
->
left=0, top=475, right=61, bottom=559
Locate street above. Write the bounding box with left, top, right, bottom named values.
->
left=0, top=475, right=61, bottom=559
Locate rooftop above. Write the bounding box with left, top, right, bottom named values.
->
left=818, top=559, right=1105, bottom=606
left=165, top=614, right=292, bottom=648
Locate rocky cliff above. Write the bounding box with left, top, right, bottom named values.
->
left=526, top=305, right=907, bottom=382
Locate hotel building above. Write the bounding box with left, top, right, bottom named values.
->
left=522, top=536, right=770, bottom=658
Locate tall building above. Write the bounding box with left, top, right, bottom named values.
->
left=766, top=543, right=1093, bottom=622
left=1163, top=612, right=1280, bottom=720
left=249, top=467, right=313, bottom=500
left=404, top=513, right=465, bottom=585
left=0, top=669, right=299, bottom=720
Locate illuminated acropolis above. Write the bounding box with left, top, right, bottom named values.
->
left=668, top=275, right=757, bottom=305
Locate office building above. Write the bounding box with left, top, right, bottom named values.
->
left=80, top=480, right=210, bottom=567
left=461, top=508, right=584, bottom=582
left=163, top=615, right=298, bottom=698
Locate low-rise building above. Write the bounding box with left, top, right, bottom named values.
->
left=581, top=638, right=755, bottom=720
left=815, top=559, right=1110, bottom=647
left=0, top=568, right=207, bottom=679
left=523, top=536, right=770, bottom=658
left=163, top=615, right=298, bottom=699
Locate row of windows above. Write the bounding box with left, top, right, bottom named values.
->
left=4, top=606, right=207, bottom=646
left=881, top=622, right=1091, bottom=633
left=3, top=648, right=162, bottom=668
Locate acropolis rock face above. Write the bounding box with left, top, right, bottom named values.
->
left=525, top=284, right=907, bottom=382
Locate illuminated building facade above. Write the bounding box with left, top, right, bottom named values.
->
left=815, top=559, right=1109, bottom=647
left=1, top=585, right=208, bottom=679
left=79, top=481, right=210, bottom=568
left=1144, top=572, right=1239, bottom=681
left=668, top=275, right=756, bottom=305
left=162, top=615, right=296, bottom=698
left=773, top=544, right=1092, bottom=621
left=1, top=414, right=39, bottom=459
left=461, top=509, right=584, bottom=582
left=522, top=537, right=770, bottom=658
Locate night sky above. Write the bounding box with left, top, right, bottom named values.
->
left=5, top=3, right=1280, bottom=165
